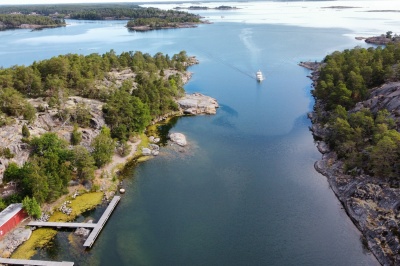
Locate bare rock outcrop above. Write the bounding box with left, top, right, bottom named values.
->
left=177, top=93, right=219, bottom=115
left=0, top=227, right=32, bottom=258
left=354, top=82, right=400, bottom=126
left=0, top=96, right=105, bottom=183
left=302, top=62, right=400, bottom=265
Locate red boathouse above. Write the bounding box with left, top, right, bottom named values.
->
left=0, top=203, right=27, bottom=237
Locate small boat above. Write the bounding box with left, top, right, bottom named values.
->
left=256, top=70, right=263, bottom=81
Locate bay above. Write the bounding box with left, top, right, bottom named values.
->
left=1, top=1, right=396, bottom=265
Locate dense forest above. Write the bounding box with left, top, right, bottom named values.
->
left=0, top=3, right=141, bottom=16
left=313, top=42, right=400, bottom=180
left=126, top=14, right=201, bottom=28
left=0, top=14, right=65, bottom=29
left=0, top=4, right=202, bottom=23
left=0, top=50, right=191, bottom=206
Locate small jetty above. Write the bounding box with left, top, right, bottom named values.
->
left=0, top=258, right=74, bottom=265
left=83, top=196, right=120, bottom=247
left=28, top=196, right=121, bottom=248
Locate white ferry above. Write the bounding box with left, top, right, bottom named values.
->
left=256, top=70, right=263, bottom=81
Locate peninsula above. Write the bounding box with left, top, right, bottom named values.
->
left=0, top=50, right=218, bottom=259
left=301, top=42, right=400, bottom=265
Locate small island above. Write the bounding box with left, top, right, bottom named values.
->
left=0, top=14, right=65, bottom=30
left=126, top=12, right=203, bottom=31
left=356, top=31, right=400, bottom=45
left=174, top=6, right=238, bottom=11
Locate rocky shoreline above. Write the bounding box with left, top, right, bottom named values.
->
left=0, top=22, right=65, bottom=31
left=302, top=61, right=400, bottom=266
left=0, top=61, right=219, bottom=259
left=128, top=22, right=210, bottom=32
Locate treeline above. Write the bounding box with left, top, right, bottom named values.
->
left=0, top=50, right=191, bottom=204
left=127, top=15, right=200, bottom=28
left=0, top=50, right=189, bottom=136
left=72, top=7, right=200, bottom=22
left=0, top=3, right=140, bottom=17
left=0, top=14, right=65, bottom=28
left=315, top=43, right=400, bottom=111
left=0, top=4, right=201, bottom=22
left=313, top=43, right=400, bottom=180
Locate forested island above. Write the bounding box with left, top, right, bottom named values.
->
left=303, top=42, right=400, bottom=265
left=0, top=14, right=65, bottom=30
left=0, top=4, right=203, bottom=31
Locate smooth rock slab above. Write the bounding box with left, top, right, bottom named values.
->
left=177, top=93, right=219, bottom=115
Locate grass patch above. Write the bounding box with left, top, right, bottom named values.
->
left=137, top=156, right=151, bottom=163
left=134, top=133, right=149, bottom=157
left=49, top=192, right=103, bottom=222
left=11, top=228, right=57, bottom=259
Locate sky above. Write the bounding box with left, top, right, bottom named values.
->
left=0, top=0, right=388, bottom=5
left=0, top=0, right=185, bottom=4
left=0, top=0, right=164, bottom=4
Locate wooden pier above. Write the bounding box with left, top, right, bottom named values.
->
left=83, top=195, right=120, bottom=247
left=27, top=196, right=121, bottom=248
left=0, top=258, right=74, bottom=265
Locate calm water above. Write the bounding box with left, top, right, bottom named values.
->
left=1, top=1, right=394, bottom=265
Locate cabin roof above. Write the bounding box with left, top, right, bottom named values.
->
left=0, top=203, right=23, bottom=227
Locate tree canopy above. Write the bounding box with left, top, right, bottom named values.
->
left=314, top=43, right=400, bottom=180
left=1, top=49, right=193, bottom=204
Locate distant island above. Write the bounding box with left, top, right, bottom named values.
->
left=0, top=14, right=65, bottom=30
left=174, top=6, right=238, bottom=11
left=356, top=31, right=400, bottom=45
left=0, top=4, right=204, bottom=32
left=126, top=12, right=204, bottom=31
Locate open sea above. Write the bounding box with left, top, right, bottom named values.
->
left=1, top=0, right=399, bottom=265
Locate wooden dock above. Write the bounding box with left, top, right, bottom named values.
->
left=83, top=195, right=120, bottom=247
left=27, top=196, right=121, bottom=248
left=0, top=258, right=74, bottom=265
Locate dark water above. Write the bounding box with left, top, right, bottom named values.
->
left=0, top=9, right=379, bottom=266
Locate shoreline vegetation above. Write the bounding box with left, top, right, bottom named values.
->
left=300, top=41, right=400, bottom=265
left=0, top=4, right=204, bottom=32
left=0, top=14, right=66, bottom=30
left=0, top=49, right=218, bottom=259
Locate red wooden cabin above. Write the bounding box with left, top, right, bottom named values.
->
left=0, top=203, right=27, bottom=237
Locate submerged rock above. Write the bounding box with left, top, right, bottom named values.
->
left=75, top=227, right=90, bottom=237
left=168, top=132, right=187, bottom=146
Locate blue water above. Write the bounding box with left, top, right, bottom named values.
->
left=0, top=6, right=380, bottom=266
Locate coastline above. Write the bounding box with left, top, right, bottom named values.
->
left=0, top=62, right=219, bottom=259
left=301, top=61, right=400, bottom=266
